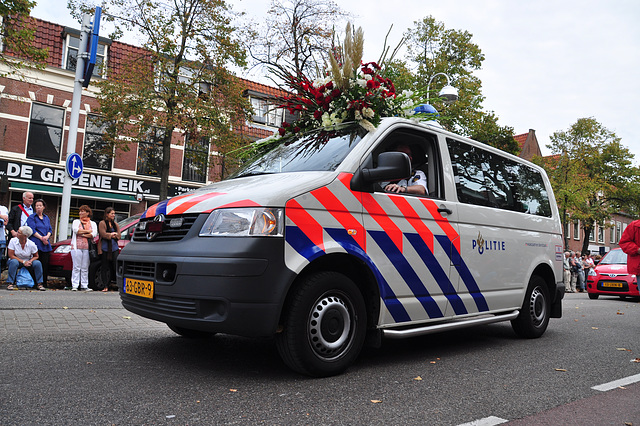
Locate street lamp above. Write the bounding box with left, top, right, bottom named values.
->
left=427, top=72, right=458, bottom=103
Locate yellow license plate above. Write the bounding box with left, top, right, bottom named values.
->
left=124, top=278, right=154, bottom=299
left=602, top=281, right=624, bottom=288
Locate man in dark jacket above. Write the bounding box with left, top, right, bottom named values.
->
left=619, top=220, right=640, bottom=275
left=7, top=191, right=34, bottom=239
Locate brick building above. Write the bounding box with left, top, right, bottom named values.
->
left=0, top=16, right=288, bottom=240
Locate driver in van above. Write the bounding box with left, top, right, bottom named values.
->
left=383, top=144, right=427, bottom=195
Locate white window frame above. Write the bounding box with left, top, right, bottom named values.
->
left=573, top=220, right=580, bottom=240
left=250, top=97, right=284, bottom=128
left=616, top=221, right=622, bottom=244
left=597, top=225, right=604, bottom=243
left=63, top=33, right=108, bottom=79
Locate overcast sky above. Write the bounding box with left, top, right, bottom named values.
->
left=32, top=0, right=640, bottom=160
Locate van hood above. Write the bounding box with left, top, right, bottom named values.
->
left=143, top=172, right=333, bottom=218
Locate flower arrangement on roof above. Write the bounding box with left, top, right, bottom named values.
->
left=274, top=23, right=436, bottom=138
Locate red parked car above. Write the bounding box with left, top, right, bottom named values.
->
left=48, top=214, right=141, bottom=289
left=586, top=248, right=640, bottom=300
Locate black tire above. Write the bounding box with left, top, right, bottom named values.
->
left=588, top=293, right=599, bottom=300
left=511, top=275, right=550, bottom=338
left=88, top=261, right=107, bottom=291
left=167, top=324, right=216, bottom=339
left=276, top=271, right=367, bottom=377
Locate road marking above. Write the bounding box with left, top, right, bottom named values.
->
left=457, top=416, right=508, bottom=426
left=591, top=373, right=640, bottom=391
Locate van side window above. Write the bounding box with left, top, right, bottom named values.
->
left=374, top=129, right=442, bottom=198
left=448, top=138, right=551, bottom=217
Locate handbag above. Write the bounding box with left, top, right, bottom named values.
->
left=87, top=238, right=99, bottom=260
left=16, top=267, right=34, bottom=288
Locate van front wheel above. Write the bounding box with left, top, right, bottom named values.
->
left=511, top=275, right=550, bottom=338
left=276, top=271, right=367, bottom=377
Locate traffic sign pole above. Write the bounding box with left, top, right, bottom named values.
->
left=58, top=13, right=91, bottom=242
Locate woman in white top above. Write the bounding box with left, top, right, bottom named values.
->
left=70, top=205, right=98, bottom=291
left=6, top=225, right=44, bottom=291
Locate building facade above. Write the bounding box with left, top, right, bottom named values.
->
left=0, top=16, right=288, bottom=240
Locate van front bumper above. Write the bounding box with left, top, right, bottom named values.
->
left=117, top=237, right=294, bottom=337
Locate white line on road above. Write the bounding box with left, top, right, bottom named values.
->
left=457, top=416, right=509, bottom=426
left=591, top=373, right=640, bottom=391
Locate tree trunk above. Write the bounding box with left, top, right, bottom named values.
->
left=580, top=225, right=592, bottom=255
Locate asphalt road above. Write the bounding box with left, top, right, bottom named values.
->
left=1, top=288, right=638, bottom=425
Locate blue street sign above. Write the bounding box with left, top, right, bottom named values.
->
left=82, top=6, right=102, bottom=87
left=66, top=153, right=84, bottom=179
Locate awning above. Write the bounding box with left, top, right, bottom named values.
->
left=11, top=182, right=139, bottom=203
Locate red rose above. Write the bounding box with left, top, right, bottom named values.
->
left=278, top=127, right=286, bottom=136
left=282, top=122, right=290, bottom=128
left=293, top=126, right=301, bottom=133
left=314, top=110, right=322, bottom=119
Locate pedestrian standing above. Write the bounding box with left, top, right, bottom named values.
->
left=98, top=207, right=120, bottom=292
left=563, top=251, right=572, bottom=292
left=7, top=191, right=33, bottom=238
left=70, top=205, right=97, bottom=291
left=26, top=199, right=53, bottom=288
left=619, top=220, right=640, bottom=275
left=0, top=203, right=8, bottom=268
left=569, top=251, right=578, bottom=292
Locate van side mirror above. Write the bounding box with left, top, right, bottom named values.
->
left=351, top=152, right=411, bottom=192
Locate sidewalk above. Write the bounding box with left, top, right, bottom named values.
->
left=0, top=285, right=167, bottom=333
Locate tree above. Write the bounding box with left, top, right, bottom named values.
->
left=248, top=0, right=350, bottom=80
left=535, top=117, right=640, bottom=253
left=68, top=0, right=251, bottom=201
left=401, top=16, right=518, bottom=154
left=1, top=0, right=48, bottom=76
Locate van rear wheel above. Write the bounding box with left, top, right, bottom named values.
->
left=511, top=275, right=550, bottom=338
left=276, top=271, right=367, bottom=377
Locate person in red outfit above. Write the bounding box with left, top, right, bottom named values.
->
left=618, top=220, right=640, bottom=275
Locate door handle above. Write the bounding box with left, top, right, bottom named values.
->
left=437, top=206, right=452, bottom=215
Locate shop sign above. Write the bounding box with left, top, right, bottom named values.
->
left=0, top=159, right=201, bottom=198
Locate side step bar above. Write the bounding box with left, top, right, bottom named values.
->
left=382, top=310, right=520, bottom=339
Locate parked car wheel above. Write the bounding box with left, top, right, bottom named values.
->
left=88, top=261, right=109, bottom=290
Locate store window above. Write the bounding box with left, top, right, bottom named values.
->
left=182, top=134, right=209, bottom=183
left=27, top=103, right=64, bottom=162
left=83, top=114, right=112, bottom=170
left=64, top=34, right=107, bottom=78
left=137, top=127, right=164, bottom=176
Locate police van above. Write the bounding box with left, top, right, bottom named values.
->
left=117, top=117, right=564, bottom=377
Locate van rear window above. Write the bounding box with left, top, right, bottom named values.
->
left=447, top=138, right=552, bottom=217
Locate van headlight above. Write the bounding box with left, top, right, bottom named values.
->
left=199, top=207, right=284, bottom=237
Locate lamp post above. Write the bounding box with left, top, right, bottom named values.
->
left=427, top=72, right=459, bottom=103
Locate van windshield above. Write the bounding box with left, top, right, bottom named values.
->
left=230, top=125, right=365, bottom=178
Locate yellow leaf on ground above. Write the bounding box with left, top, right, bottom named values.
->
left=229, top=389, right=237, bottom=392
left=122, top=316, right=131, bottom=319
left=555, top=368, right=567, bottom=372
left=414, top=376, right=422, bottom=381
left=592, top=327, right=598, bottom=330
left=370, top=400, right=382, bottom=404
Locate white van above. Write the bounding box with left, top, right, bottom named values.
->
left=117, top=117, right=564, bottom=377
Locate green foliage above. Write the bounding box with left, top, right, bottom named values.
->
left=69, top=0, right=251, bottom=200
left=0, top=0, right=48, bottom=76
left=535, top=117, right=640, bottom=251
